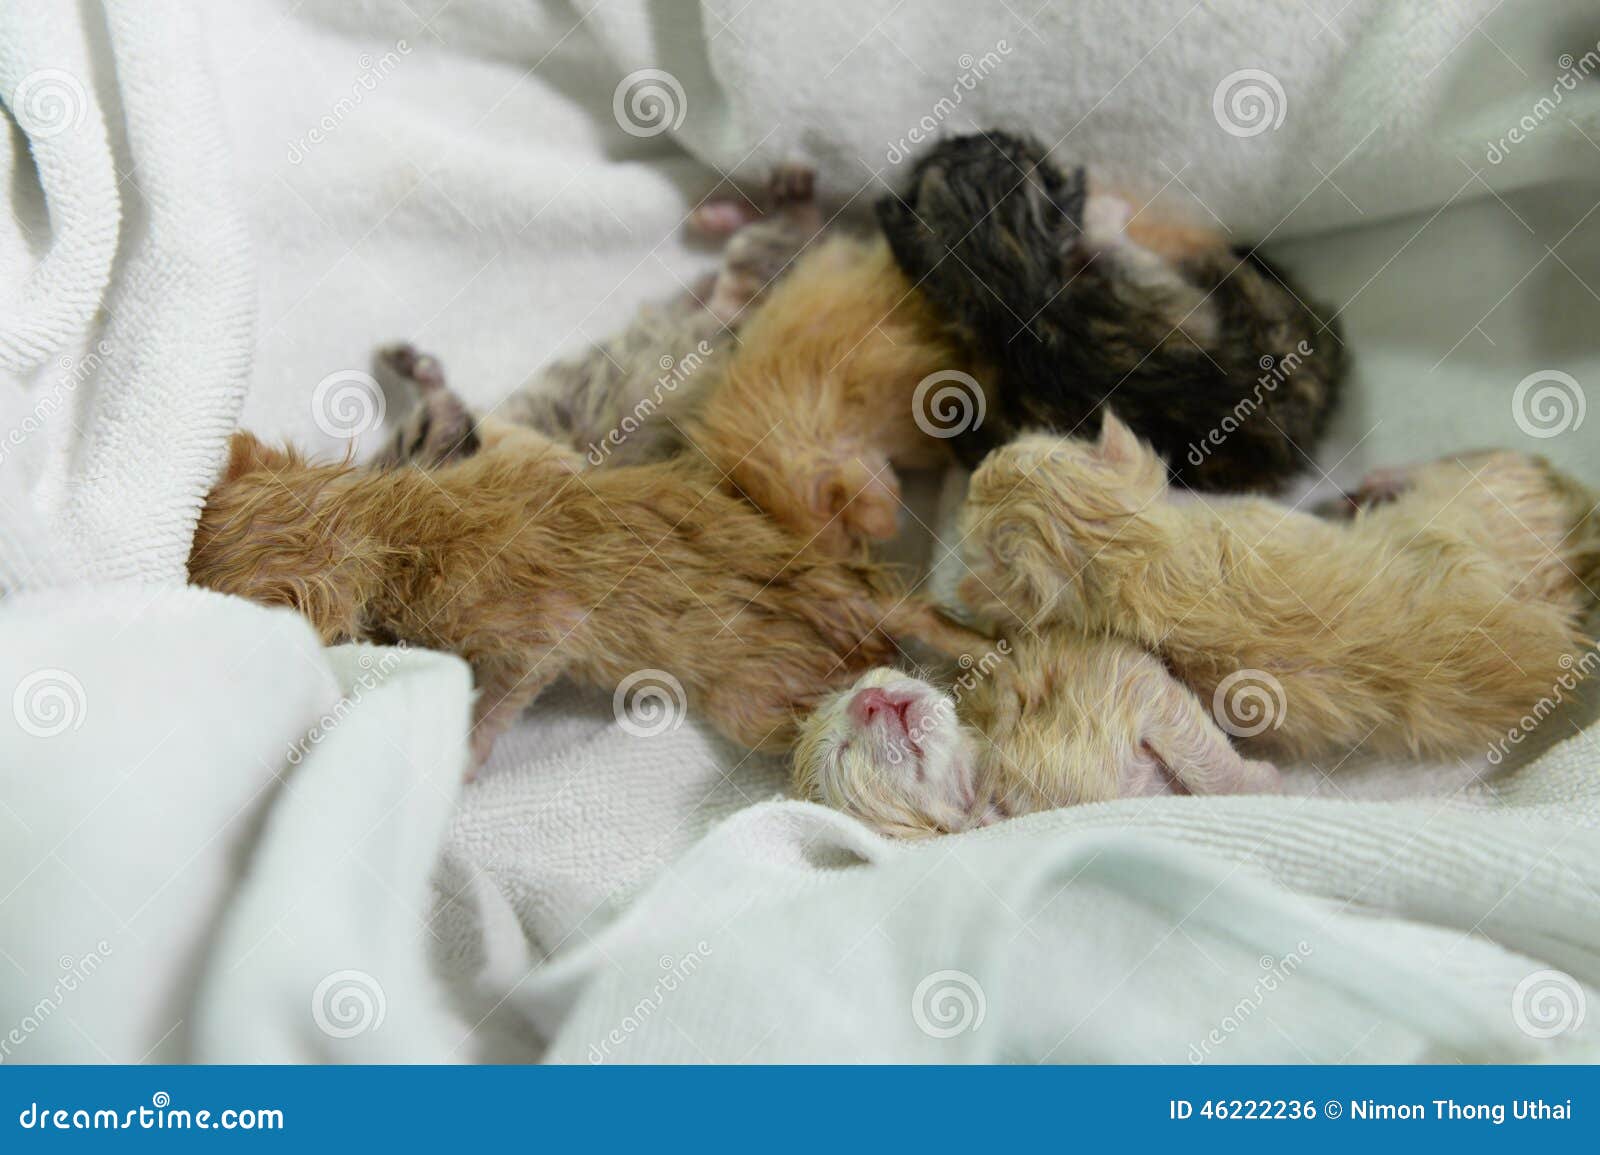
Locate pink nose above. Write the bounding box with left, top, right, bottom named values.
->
left=849, top=687, right=909, bottom=731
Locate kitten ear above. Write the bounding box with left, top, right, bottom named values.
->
left=875, top=194, right=930, bottom=264
left=1056, top=164, right=1090, bottom=223
left=1094, top=409, right=1146, bottom=468
left=222, top=432, right=296, bottom=482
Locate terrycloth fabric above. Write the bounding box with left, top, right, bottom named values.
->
left=522, top=792, right=1600, bottom=1063
left=0, top=585, right=1595, bottom=1064
left=2, top=0, right=1599, bottom=1063
left=202, top=0, right=1600, bottom=483
left=1, top=585, right=1595, bottom=1063
left=0, top=0, right=254, bottom=592
left=0, top=586, right=474, bottom=1063
left=595, top=0, right=1600, bottom=236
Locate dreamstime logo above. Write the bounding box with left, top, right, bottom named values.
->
left=585, top=339, right=713, bottom=465
left=613, top=669, right=687, bottom=738
left=1511, top=969, right=1586, bottom=1039
left=286, top=645, right=407, bottom=766
left=1212, top=69, right=1287, bottom=138
left=285, top=41, right=411, bottom=165
left=1487, top=643, right=1600, bottom=765
left=311, top=970, right=386, bottom=1039
left=1211, top=669, right=1285, bottom=738
left=881, top=640, right=1011, bottom=770
left=612, top=69, right=686, bottom=138
left=884, top=39, right=1014, bottom=164
left=1188, top=941, right=1312, bottom=1062
left=0, top=940, right=113, bottom=1063
left=912, top=370, right=986, bottom=438
left=1511, top=370, right=1585, bottom=439
left=11, top=69, right=88, bottom=139
left=311, top=370, right=386, bottom=439
left=588, top=941, right=712, bottom=1063
left=911, top=969, right=986, bottom=1038
left=1187, top=341, right=1314, bottom=467
left=1485, top=41, right=1600, bottom=164
left=0, top=340, right=112, bottom=467
left=12, top=669, right=86, bottom=738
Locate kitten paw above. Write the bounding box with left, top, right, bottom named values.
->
left=1342, top=464, right=1418, bottom=512
left=689, top=196, right=761, bottom=239
left=1080, top=193, right=1132, bottom=249
left=376, top=342, right=446, bottom=392
left=371, top=343, right=479, bottom=468
left=766, top=162, right=815, bottom=208
left=811, top=457, right=901, bottom=549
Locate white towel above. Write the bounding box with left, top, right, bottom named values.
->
left=2, top=0, right=1598, bottom=1064
left=0, top=0, right=254, bottom=592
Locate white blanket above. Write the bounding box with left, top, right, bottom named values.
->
left=2, top=0, right=1599, bottom=1063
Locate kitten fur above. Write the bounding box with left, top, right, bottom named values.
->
left=373, top=167, right=825, bottom=471
left=188, top=421, right=981, bottom=765
left=793, top=631, right=1280, bottom=839
left=957, top=412, right=1600, bottom=764
left=876, top=131, right=1347, bottom=491
left=688, top=231, right=977, bottom=554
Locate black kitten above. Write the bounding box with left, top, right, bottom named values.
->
left=876, top=131, right=1347, bottom=491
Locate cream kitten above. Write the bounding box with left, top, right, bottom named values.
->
left=957, top=413, right=1600, bottom=764
left=792, top=630, right=1279, bottom=838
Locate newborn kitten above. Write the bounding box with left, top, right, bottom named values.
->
left=688, top=231, right=975, bottom=554
left=189, top=407, right=980, bottom=766
left=793, top=631, right=1279, bottom=838
left=958, top=413, right=1600, bottom=764
left=374, top=166, right=826, bottom=471
left=876, top=131, right=1347, bottom=492
left=380, top=167, right=981, bottom=558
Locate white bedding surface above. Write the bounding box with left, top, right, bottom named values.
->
left=2, top=0, right=1598, bottom=1063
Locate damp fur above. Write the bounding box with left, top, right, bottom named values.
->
left=189, top=419, right=984, bottom=766
left=956, top=413, right=1600, bottom=764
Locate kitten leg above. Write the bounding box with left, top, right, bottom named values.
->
left=1313, top=463, right=1420, bottom=519
left=693, top=163, right=821, bottom=236
left=466, top=657, right=564, bottom=770
left=766, top=163, right=823, bottom=231
left=879, top=601, right=995, bottom=661
left=484, top=166, right=825, bottom=466
left=690, top=201, right=760, bottom=238
left=707, top=164, right=823, bottom=324
left=689, top=193, right=762, bottom=239
left=371, top=343, right=481, bottom=469
left=1347, top=464, right=1419, bottom=511
left=471, top=415, right=586, bottom=470
left=1369, top=452, right=1597, bottom=608
left=1131, top=663, right=1281, bottom=797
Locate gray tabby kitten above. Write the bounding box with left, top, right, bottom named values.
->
left=374, top=167, right=826, bottom=471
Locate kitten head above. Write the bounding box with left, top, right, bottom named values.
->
left=876, top=132, right=1087, bottom=330
left=956, top=412, right=1168, bottom=626
left=793, top=667, right=990, bottom=838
